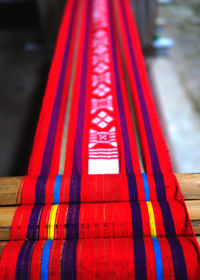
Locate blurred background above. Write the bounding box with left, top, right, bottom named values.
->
left=0, top=0, right=199, bottom=176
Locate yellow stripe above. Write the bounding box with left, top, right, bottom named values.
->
left=48, top=205, right=59, bottom=239
left=147, top=202, right=157, bottom=237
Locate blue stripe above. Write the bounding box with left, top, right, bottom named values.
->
left=41, top=240, right=52, bottom=280
left=152, top=238, right=164, bottom=280
left=142, top=173, right=150, bottom=201
left=53, top=175, right=62, bottom=204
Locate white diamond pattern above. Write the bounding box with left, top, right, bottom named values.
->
left=98, top=121, right=107, bottom=128
left=98, top=111, right=107, bottom=118
left=92, top=111, right=113, bottom=129
left=94, top=45, right=107, bottom=54
left=94, top=63, right=109, bottom=74
left=94, top=30, right=106, bottom=38
left=93, top=83, right=110, bottom=97
left=93, top=37, right=108, bottom=48
left=92, top=117, right=100, bottom=124
left=105, top=115, right=113, bottom=123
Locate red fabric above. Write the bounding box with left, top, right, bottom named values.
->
left=0, top=0, right=200, bottom=279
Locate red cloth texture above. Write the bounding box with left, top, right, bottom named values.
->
left=0, top=0, right=200, bottom=279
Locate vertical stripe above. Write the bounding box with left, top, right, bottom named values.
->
left=108, top=0, right=138, bottom=199
left=48, top=205, right=59, bottom=240
left=131, top=203, right=143, bottom=238
left=41, top=240, right=52, bottom=280
left=142, top=173, right=150, bottom=201
left=35, top=175, right=47, bottom=205
left=152, top=238, right=164, bottom=280
left=111, top=0, right=145, bottom=173
left=168, top=238, right=188, bottom=280
left=69, top=0, right=90, bottom=197
left=53, top=175, right=62, bottom=204
left=27, top=206, right=43, bottom=240
left=63, top=1, right=91, bottom=279
left=132, top=203, right=147, bottom=279
left=159, top=202, right=187, bottom=278
left=147, top=201, right=157, bottom=237
left=159, top=201, right=175, bottom=236
left=61, top=240, right=78, bottom=280
left=119, top=0, right=166, bottom=200
left=58, top=1, right=83, bottom=174
left=15, top=241, right=35, bottom=280
left=108, top=2, right=146, bottom=278
left=112, top=1, right=151, bottom=201
left=40, top=0, right=77, bottom=175
left=66, top=201, right=80, bottom=239
left=72, top=0, right=90, bottom=175
left=134, top=238, right=147, bottom=280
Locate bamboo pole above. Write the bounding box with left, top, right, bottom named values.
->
left=0, top=174, right=200, bottom=206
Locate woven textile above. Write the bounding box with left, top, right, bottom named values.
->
left=1, top=0, right=200, bottom=279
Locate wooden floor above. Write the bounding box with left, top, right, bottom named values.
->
left=0, top=173, right=200, bottom=257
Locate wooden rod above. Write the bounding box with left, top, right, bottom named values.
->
left=0, top=177, right=22, bottom=206
left=0, top=174, right=200, bottom=206
left=0, top=207, right=16, bottom=240
left=0, top=202, right=199, bottom=241
left=176, top=173, right=200, bottom=200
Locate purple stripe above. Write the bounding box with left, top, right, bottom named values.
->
left=15, top=241, right=36, bottom=280
left=130, top=202, right=146, bottom=278
left=119, top=0, right=166, bottom=200
left=35, top=175, right=47, bottom=204
left=40, top=0, right=77, bottom=175
left=159, top=201, right=175, bottom=236
left=127, top=174, right=139, bottom=201
left=157, top=201, right=188, bottom=273
left=35, top=0, right=77, bottom=204
left=27, top=206, right=43, bottom=240
left=66, top=202, right=80, bottom=239
left=69, top=174, right=82, bottom=203
left=63, top=1, right=90, bottom=278
left=131, top=202, right=143, bottom=237
left=159, top=203, right=187, bottom=278
left=71, top=3, right=90, bottom=175
left=67, top=0, right=90, bottom=236
left=61, top=240, right=78, bottom=280
left=168, top=237, right=188, bottom=280
left=108, top=0, right=138, bottom=201
left=108, top=3, right=146, bottom=277
left=134, top=238, right=147, bottom=280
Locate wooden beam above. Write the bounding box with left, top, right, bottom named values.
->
left=0, top=207, right=16, bottom=240
left=175, top=173, right=200, bottom=200
left=0, top=174, right=200, bottom=206
left=0, top=177, right=22, bottom=206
